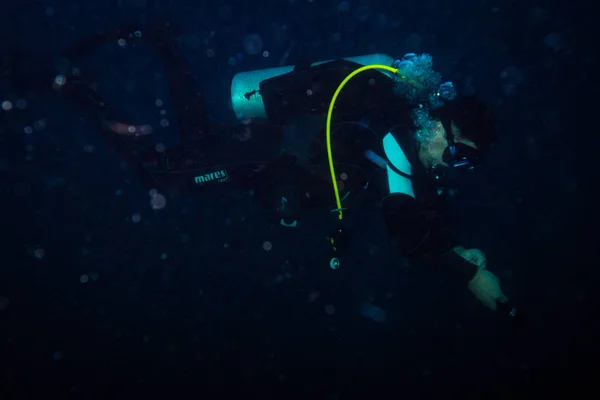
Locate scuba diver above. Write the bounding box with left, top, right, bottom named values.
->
left=2, top=20, right=516, bottom=316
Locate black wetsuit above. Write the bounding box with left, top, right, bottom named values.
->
left=256, top=57, right=479, bottom=283
left=8, top=21, right=479, bottom=284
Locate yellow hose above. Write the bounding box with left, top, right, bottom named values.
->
left=326, top=64, right=399, bottom=220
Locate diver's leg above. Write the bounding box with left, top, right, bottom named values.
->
left=58, top=75, right=167, bottom=186
left=58, top=22, right=212, bottom=180
left=59, top=23, right=294, bottom=193
left=63, top=21, right=211, bottom=145
left=142, top=22, right=212, bottom=144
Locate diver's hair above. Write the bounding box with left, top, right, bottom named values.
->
left=430, top=95, right=496, bottom=154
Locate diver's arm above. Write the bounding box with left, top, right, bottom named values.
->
left=381, top=193, right=478, bottom=282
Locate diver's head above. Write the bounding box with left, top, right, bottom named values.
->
left=414, top=96, right=495, bottom=178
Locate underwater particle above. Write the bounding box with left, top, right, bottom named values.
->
left=374, top=13, right=388, bottom=29
left=115, top=189, right=122, bottom=196
left=34, top=248, right=45, bottom=259
left=80, top=274, right=89, bottom=283
left=54, top=57, right=71, bottom=74
left=52, top=351, right=64, bottom=361
left=228, top=57, right=237, bottom=66
left=461, top=83, right=475, bottom=96
left=354, top=5, right=371, bottom=22
left=543, top=32, right=566, bottom=51
left=83, top=145, right=94, bottom=153
left=325, top=304, right=336, bottom=315
left=271, top=23, right=289, bottom=46
left=405, top=33, right=423, bottom=49
left=262, top=241, right=273, bottom=251
left=160, top=118, right=169, bottom=127
left=1, top=100, right=13, bottom=111
left=307, top=291, right=320, bottom=303
left=140, top=124, right=153, bottom=134
left=24, top=126, right=33, bottom=134
left=154, top=142, right=166, bottom=153
left=262, top=50, right=270, bottom=58
left=206, top=49, right=216, bottom=58
left=243, top=34, right=264, bottom=56
left=359, top=301, right=388, bottom=323
left=53, top=74, right=67, bottom=89
left=218, top=5, right=232, bottom=20
left=183, top=34, right=201, bottom=50
left=500, top=65, right=524, bottom=86
left=500, top=65, right=524, bottom=96
left=117, top=38, right=127, bottom=47
left=16, top=99, right=27, bottom=109
left=337, top=1, right=350, bottom=12
left=155, top=99, right=163, bottom=107
left=150, top=193, right=167, bottom=210
left=132, top=213, right=141, bottom=223
left=54, top=75, right=67, bottom=87
left=160, top=253, right=168, bottom=260
left=33, top=119, right=47, bottom=131
left=340, top=172, right=348, bottom=181
left=149, top=188, right=158, bottom=197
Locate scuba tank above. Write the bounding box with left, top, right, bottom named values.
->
left=230, top=54, right=397, bottom=121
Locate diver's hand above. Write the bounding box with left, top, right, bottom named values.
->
left=453, top=246, right=487, bottom=268
left=468, top=268, right=508, bottom=311
left=453, top=246, right=508, bottom=311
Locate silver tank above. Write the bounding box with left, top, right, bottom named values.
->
left=230, top=53, right=396, bottom=120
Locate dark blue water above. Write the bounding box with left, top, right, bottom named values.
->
left=0, top=0, right=597, bottom=397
